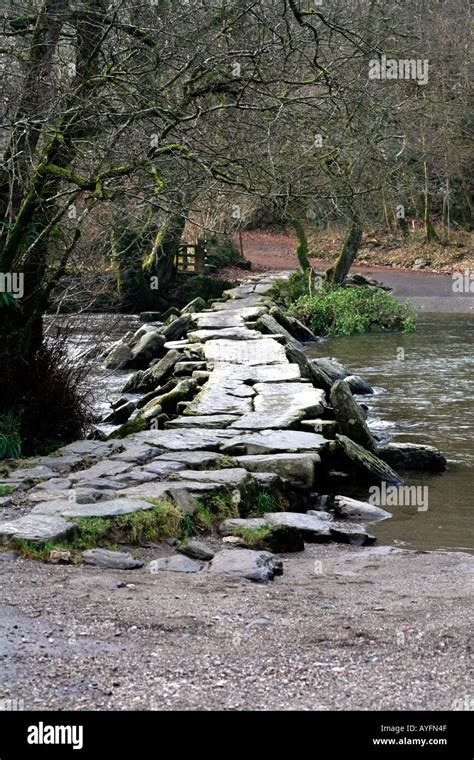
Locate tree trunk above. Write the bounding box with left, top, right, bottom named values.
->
left=325, top=221, right=363, bottom=285
left=291, top=218, right=311, bottom=272
left=144, top=212, right=186, bottom=287
left=423, top=161, right=439, bottom=243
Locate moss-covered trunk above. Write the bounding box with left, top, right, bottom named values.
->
left=325, top=221, right=363, bottom=285
left=291, top=218, right=311, bottom=272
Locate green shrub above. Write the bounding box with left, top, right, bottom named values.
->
left=0, top=411, right=22, bottom=460
left=270, top=271, right=309, bottom=305
left=288, top=286, right=416, bottom=337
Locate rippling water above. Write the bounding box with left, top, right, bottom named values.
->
left=306, top=314, right=474, bottom=553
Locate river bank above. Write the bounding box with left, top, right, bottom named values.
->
left=0, top=543, right=471, bottom=710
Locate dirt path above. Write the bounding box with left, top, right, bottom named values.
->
left=233, top=231, right=474, bottom=313
left=0, top=544, right=471, bottom=711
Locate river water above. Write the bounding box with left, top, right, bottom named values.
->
left=306, top=314, right=474, bottom=553
left=60, top=311, right=473, bottom=553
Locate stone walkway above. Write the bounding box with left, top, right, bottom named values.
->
left=0, top=275, right=445, bottom=579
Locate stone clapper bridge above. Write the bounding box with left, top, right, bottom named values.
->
left=0, top=276, right=447, bottom=582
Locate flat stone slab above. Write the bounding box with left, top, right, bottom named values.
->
left=53, top=498, right=155, bottom=518
left=168, top=468, right=252, bottom=488
left=235, top=453, right=320, bottom=488
left=184, top=366, right=254, bottom=416
left=69, top=460, right=133, bottom=483
left=192, top=312, right=245, bottom=329
left=82, top=548, right=144, bottom=569
left=27, top=454, right=88, bottom=474
left=4, top=466, right=59, bottom=483
left=55, top=440, right=122, bottom=457
left=332, top=495, right=392, bottom=522
left=230, top=383, right=326, bottom=430
left=130, top=428, right=237, bottom=452
left=142, top=461, right=186, bottom=478
left=189, top=327, right=264, bottom=343
left=204, top=338, right=287, bottom=366
left=221, top=430, right=327, bottom=456
left=165, top=415, right=240, bottom=429
left=117, top=479, right=238, bottom=500
left=0, top=515, right=77, bottom=546
left=147, top=555, right=203, bottom=573
left=207, top=548, right=282, bottom=583
left=110, top=445, right=161, bottom=465
left=264, top=512, right=331, bottom=542
left=152, top=451, right=225, bottom=468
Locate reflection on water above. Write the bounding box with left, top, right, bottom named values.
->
left=306, top=314, right=474, bottom=553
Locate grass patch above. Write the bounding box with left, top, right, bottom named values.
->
left=231, top=524, right=272, bottom=548
left=14, top=499, right=189, bottom=559
left=194, top=490, right=239, bottom=531
left=0, top=485, right=15, bottom=497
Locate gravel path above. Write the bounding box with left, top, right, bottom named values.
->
left=1, top=544, right=471, bottom=711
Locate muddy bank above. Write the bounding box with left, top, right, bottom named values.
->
left=0, top=544, right=471, bottom=711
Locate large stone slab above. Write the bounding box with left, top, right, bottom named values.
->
left=69, top=460, right=133, bottom=483
left=192, top=312, right=245, bottom=329
left=235, top=453, right=320, bottom=488
left=330, top=380, right=377, bottom=453
left=165, top=415, right=240, bottom=429
left=378, top=442, right=447, bottom=471
left=204, top=338, right=287, bottom=366
left=3, top=466, right=59, bottom=484
left=189, top=327, right=264, bottom=343
left=230, top=383, right=326, bottom=430
left=0, top=515, right=77, bottom=546
left=264, top=512, right=331, bottom=542
left=207, top=548, right=282, bottom=583
left=332, top=495, right=392, bottom=522
left=130, top=428, right=237, bottom=451
left=336, top=434, right=404, bottom=486
left=220, top=430, right=327, bottom=456
left=54, top=440, right=123, bottom=457
left=56, top=498, right=156, bottom=518
left=212, top=296, right=270, bottom=310
left=152, top=451, right=226, bottom=468
left=82, top=548, right=144, bottom=569
left=110, top=445, right=161, bottom=465
left=142, top=461, right=186, bottom=477
left=168, top=468, right=253, bottom=489
left=184, top=367, right=254, bottom=416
